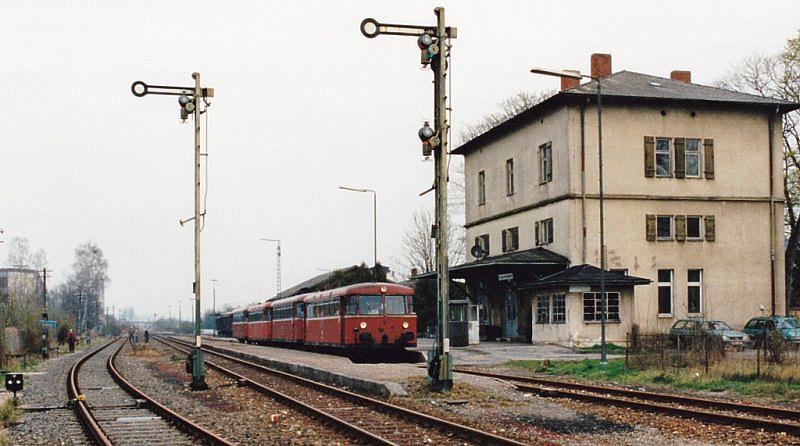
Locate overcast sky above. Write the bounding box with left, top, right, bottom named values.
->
left=1, top=1, right=797, bottom=318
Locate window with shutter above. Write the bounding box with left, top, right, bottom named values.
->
left=674, top=138, right=686, bottom=178
left=646, top=214, right=656, bottom=241
left=501, top=229, right=508, bottom=252
left=703, top=139, right=714, bottom=179
left=655, top=138, right=672, bottom=177
left=675, top=215, right=687, bottom=241
left=685, top=139, right=701, bottom=177
left=644, top=136, right=655, bottom=177
left=704, top=215, right=715, bottom=241
left=535, top=221, right=540, bottom=246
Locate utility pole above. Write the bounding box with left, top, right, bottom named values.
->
left=261, top=239, right=281, bottom=298
left=360, top=7, right=456, bottom=391
left=131, top=73, right=213, bottom=391
left=41, top=268, right=51, bottom=359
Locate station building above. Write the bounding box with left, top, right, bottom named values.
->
left=450, top=54, right=799, bottom=346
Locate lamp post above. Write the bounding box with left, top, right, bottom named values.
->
left=210, top=279, right=218, bottom=335
left=131, top=74, right=214, bottom=390
left=260, top=239, right=282, bottom=298
left=360, top=7, right=457, bottom=391
left=339, top=186, right=378, bottom=281
left=530, top=67, right=607, bottom=365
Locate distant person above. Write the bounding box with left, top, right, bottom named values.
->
left=67, top=329, right=77, bottom=353
left=128, top=329, right=134, bottom=343
left=86, top=332, right=92, bottom=345
left=144, top=329, right=150, bottom=344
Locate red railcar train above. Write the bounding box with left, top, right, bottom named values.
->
left=225, top=282, right=416, bottom=351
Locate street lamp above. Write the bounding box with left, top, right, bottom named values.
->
left=131, top=74, right=214, bottom=390
left=338, top=186, right=378, bottom=281
left=260, top=239, right=282, bottom=299
left=530, top=66, right=608, bottom=365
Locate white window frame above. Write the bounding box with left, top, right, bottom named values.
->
left=539, top=142, right=552, bottom=184
left=536, top=218, right=554, bottom=246
left=552, top=294, right=566, bottom=324
left=657, top=269, right=674, bottom=317
left=687, top=269, right=703, bottom=315
left=655, top=137, right=672, bottom=178
left=535, top=295, right=550, bottom=324
left=582, top=292, right=621, bottom=323
left=478, top=170, right=486, bottom=205
left=685, top=139, right=702, bottom=178
left=656, top=215, right=673, bottom=241
left=475, top=234, right=490, bottom=256
left=505, top=158, right=515, bottom=196
left=686, top=215, right=702, bottom=241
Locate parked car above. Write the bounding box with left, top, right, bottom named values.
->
left=742, top=316, right=800, bottom=344
left=668, top=318, right=750, bottom=348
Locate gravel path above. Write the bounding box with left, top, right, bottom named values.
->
left=118, top=341, right=366, bottom=445
left=6, top=340, right=114, bottom=446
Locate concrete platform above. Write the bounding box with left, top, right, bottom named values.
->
left=172, top=335, right=612, bottom=398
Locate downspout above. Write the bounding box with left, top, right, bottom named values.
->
left=580, top=100, right=588, bottom=264
left=769, top=106, right=778, bottom=316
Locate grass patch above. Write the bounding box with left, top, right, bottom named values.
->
left=499, top=357, right=800, bottom=401
left=0, top=398, right=20, bottom=426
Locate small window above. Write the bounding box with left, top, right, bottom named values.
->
left=536, top=296, right=550, bottom=324
left=657, top=269, right=673, bottom=316
left=345, top=296, right=358, bottom=315
left=539, top=142, right=552, bottom=183
left=552, top=294, right=566, bottom=324
left=478, top=171, right=486, bottom=205
left=406, top=296, right=415, bottom=314
left=505, top=159, right=515, bottom=196
left=536, top=218, right=554, bottom=246
left=655, top=138, right=671, bottom=177
left=295, top=303, right=304, bottom=319
left=685, top=139, right=701, bottom=177
left=686, top=216, right=702, bottom=240
left=502, top=227, right=519, bottom=253
left=657, top=216, right=673, bottom=240
left=475, top=234, right=490, bottom=256
left=582, top=292, right=620, bottom=322
left=688, top=269, right=702, bottom=314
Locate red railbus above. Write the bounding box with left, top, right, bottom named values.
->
left=227, top=282, right=417, bottom=353
left=270, top=294, right=306, bottom=343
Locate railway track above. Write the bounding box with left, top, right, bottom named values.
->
left=155, top=335, right=531, bottom=446
left=68, top=337, right=233, bottom=446
left=453, top=367, right=800, bottom=436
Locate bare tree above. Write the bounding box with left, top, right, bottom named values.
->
left=718, top=30, right=800, bottom=309
left=68, top=241, right=110, bottom=331
left=5, top=237, right=46, bottom=269
left=399, top=209, right=465, bottom=277
left=458, top=90, right=555, bottom=145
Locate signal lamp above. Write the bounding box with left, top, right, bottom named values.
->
left=417, top=33, right=438, bottom=65
left=178, top=94, right=192, bottom=105
left=417, top=33, right=433, bottom=49
left=418, top=121, right=438, bottom=157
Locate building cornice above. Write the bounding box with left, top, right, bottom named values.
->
left=465, top=193, right=785, bottom=228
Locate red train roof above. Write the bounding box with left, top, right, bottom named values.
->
left=303, top=282, right=414, bottom=303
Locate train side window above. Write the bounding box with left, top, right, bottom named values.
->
left=295, top=304, right=305, bottom=319
left=385, top=295, right=406, bottom=315
left=359, top=295, right=383, bottom=315
left=345, top=296, right=358, bottom=315
left=406, top=296, right=415, bottom=314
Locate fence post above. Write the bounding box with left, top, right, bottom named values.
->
left=676, top=335, right=681, bottom=370
left=756, top=338, right=761, bottom=378
left=704, top=335, right=709, bottom=375
left=625, top=332, right=629, bottom=369
left=660, top=334, right=665, bottom=369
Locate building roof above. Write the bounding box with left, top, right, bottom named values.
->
left=412, top=247, right=569, bottom=279
left=453, top=70, right=800, bottom=156
left=518, top=264, right=650, bottom=289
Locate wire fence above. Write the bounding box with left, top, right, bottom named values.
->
left=625, top=329, right=800, bottom=376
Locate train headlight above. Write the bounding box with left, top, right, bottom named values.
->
left=360, top=322, right=367, bottom=329
left=402, top=321, right=409, bottom=329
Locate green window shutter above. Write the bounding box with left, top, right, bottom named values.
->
left=646, top=214, right=656, bottom=241
left=644, top=136, right=655, bottom=178
left=535, top=221, right=540, bottom=246
left=674, top=137, right=686, bottom=178
left=703, top=139, right=715, bottom=179
left=704, top=215, right=715, bottom=241
left=502, top=229, right=508, bottom=252
left=675, top=215, right=687, bottom=241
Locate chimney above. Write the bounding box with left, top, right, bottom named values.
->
left=590, top=53, right=612, bottom=78
left=560, top=70, right=581, bottom=91
left=410, top=268, right=418, bottom=277
left=670, top=70, right=691, bottom=83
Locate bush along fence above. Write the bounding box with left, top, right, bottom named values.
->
left=624, top=328, right=800, bottom=376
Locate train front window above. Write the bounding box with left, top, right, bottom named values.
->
left=359, top=295, right=383, bottom=315
left=385, top=295, right=407, bottom=315
left=406, top=296, right=415, bottom=314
